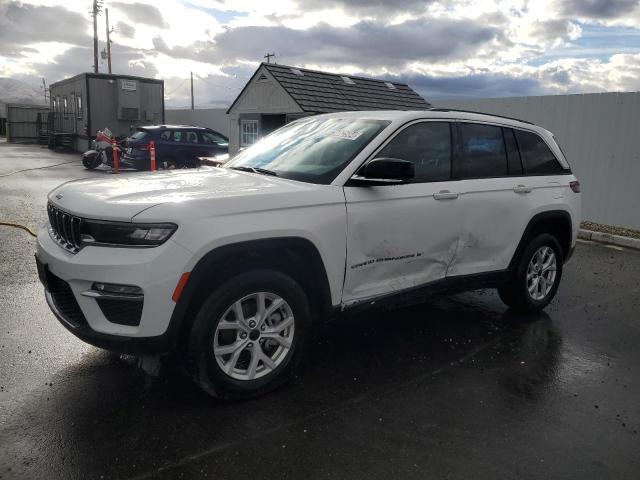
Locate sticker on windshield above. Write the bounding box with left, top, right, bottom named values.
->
left=329, top=128, right=363, bottom=141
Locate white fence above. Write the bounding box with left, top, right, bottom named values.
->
left=432, top=93, right=640, bottom=229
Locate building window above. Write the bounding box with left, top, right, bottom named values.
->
left=240, top=119, right=259, bottom=147
left=76, top=95, right=83, bottom=119
left=63, top=96, right=68, bottom=116
left=121, top=107, right=139, bottom=120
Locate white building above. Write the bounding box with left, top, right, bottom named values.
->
left=226, top=63, right=431, bottom=156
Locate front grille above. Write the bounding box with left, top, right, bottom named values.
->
left=46, top=270, right=88, bottom=327
left=96, top=298, right=144, bottom=327
left=47, top=203, right=82, bottom=253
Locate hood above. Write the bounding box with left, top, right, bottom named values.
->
left=48, top=167, right=320, bottom=221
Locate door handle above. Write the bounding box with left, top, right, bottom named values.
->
left=513, top=184, right=532, bottom=194
left=433, top=190, right=459, bottom=200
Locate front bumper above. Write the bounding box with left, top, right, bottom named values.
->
left=121, top=151, right=149, bottom=170
left=36, top=224, right=193, bottom=353
left=43, top=288, right=174, bottom=353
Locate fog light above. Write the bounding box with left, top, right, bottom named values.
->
left=92, top=282, right=142, bottom=295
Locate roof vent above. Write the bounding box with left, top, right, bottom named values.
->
left=385, top=82, right=396, bottom=90
left=257, top=73, right=268, bottom=81
left=290, top=68, right=304, bottom=76
left=341, top=76, right=355, bottom=85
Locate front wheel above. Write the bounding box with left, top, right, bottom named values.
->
left=498, top=233, right=563, bottom=313
left=185, top=270, right=312, bottom=399
left=81, top=152, right=101, bottom=170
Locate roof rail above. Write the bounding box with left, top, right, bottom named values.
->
left=428, top=108, right=534, bottom=125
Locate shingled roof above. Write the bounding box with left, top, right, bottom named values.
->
left=227, top=63, right=431, bottom=114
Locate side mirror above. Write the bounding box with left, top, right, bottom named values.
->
left=351, top=157, right=414, bottom=185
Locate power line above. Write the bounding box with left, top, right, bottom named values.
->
left=197, top=75, right=246, bottom=91
left=166, top=78, right=188, bottom=95
left=190, top=71, right=194, bottom=110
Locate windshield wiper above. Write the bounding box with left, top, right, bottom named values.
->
left=229, top=166, right=278, bottom=176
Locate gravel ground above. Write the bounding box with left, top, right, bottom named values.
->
left=581, top=221, right=640, bottom=240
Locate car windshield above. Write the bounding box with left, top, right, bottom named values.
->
left=225, top=117, right=390, bottom=184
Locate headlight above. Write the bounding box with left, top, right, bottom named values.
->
left=79, top=220, right=177, bottom=247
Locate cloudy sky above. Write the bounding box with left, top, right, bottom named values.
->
left=1, top=0, right=640, bottom=107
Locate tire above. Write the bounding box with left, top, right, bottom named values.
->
left=159, top=157, right=178, bottom=170
left=184, top=155, right=200, bottom=169
left=82, top=153, right=101, bottom=170
left=185, top=269, right=312, bottom=399
left=498, top=233, right=563, bottom=313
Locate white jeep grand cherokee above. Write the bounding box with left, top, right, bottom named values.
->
left=36, top=110, right=581, bottom=399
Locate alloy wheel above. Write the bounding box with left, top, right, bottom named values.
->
left=526, top=246, right=557, bottom=301
left=213, top=292, right=295, bottom=381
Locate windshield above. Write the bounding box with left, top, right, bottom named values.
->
left=226, top=117, right=390, bottom=184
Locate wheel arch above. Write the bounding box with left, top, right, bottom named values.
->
left=167, top=237, right=334, bottom=349
left=509, top=210, right=573, bottom=269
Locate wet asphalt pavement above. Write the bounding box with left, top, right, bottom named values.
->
left=1, top=141, right=639, bottom=479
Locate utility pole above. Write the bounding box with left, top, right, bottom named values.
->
left=264, top=52, right=276, bottom=64
left=105, top=7, right=112, bottom=74
left=91, top=0, right=102, bottom=73
left=41, top=78, right=49, bottom=104
left=190, top=72, right=194, bottom=110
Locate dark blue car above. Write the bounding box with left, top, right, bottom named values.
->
left=122, top=125, right=229, bottom=170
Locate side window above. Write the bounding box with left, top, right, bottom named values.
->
left=76, top=95, right=83, bottom=119
left=240, top=119, right=259, bottom=147
left=457, top=123, right=508, bottom=179
left=200, top=131, right=226, bottom=144
left=159, top=130, right=171, bottom=140
left=503, top=128, right=522, bottom=175
left=375, top=122, right=451, bottom=182
left=172, top=130, right=183, bottom=142
left=514, top=130, right=564, bottom=174
left=186, top=131, right=198, bottom=143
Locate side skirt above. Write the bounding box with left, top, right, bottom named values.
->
left=340, top=269, right=512, bottom=315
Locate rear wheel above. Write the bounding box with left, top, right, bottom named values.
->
left=185, top=270, right=311, bottom=399
left=498, top=233, right=563, bottom=313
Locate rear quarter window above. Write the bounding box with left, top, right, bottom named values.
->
left=129, top=130, right=147, bottom=141
left=515, top=130, right=564, bottom=174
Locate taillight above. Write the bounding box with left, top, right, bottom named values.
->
left=570, top=181, right=580, bottom=193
